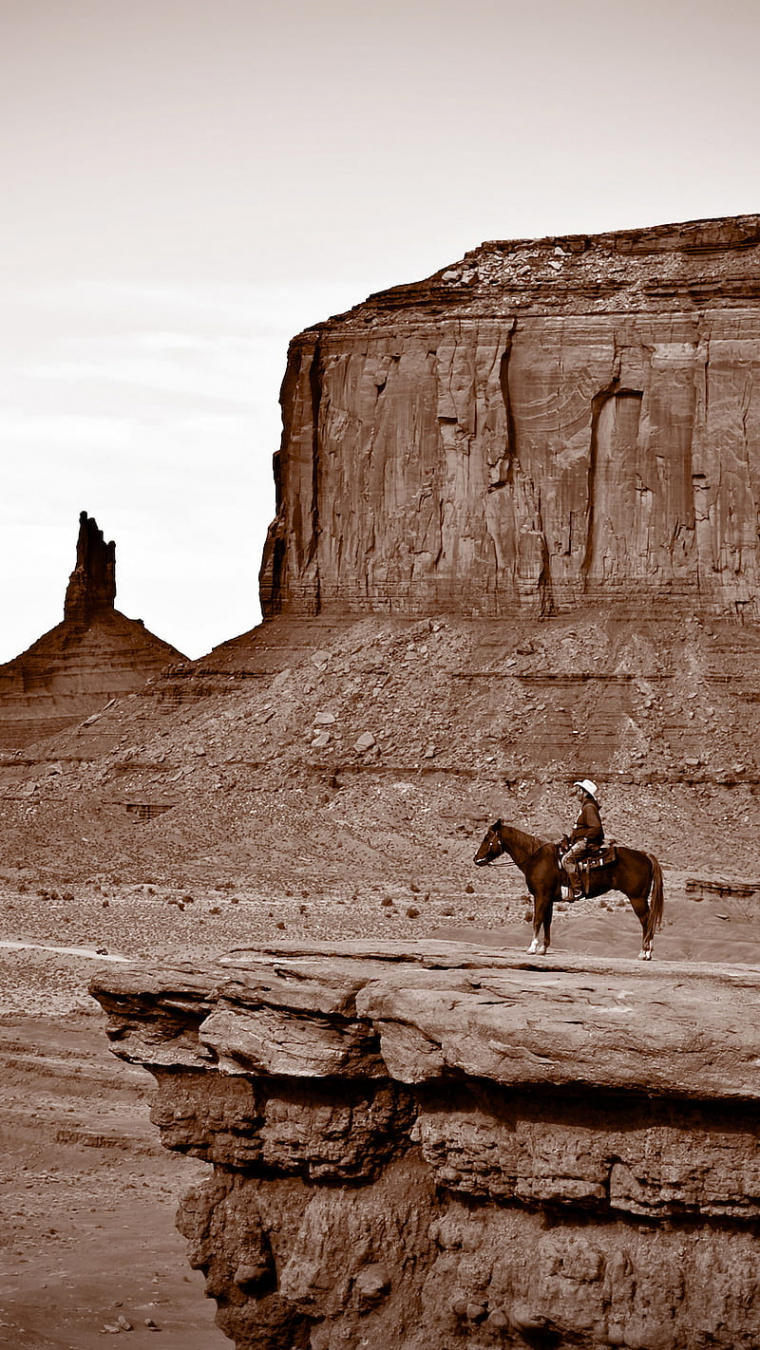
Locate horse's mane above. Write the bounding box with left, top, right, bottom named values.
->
left=497, top=822, right=551, bottom=859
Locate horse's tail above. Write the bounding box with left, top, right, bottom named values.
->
left=645, top=855, right=664, bottom=943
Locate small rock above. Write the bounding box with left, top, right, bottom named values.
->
left=466, top=1302, right=487, bottom=1321
left=464, top=882, right=475, bottom=894
left=354, top=731, right=376, bottom=752
left=354, top=1262, right=391, bottom=1303
left=406, top=906, right=420, bottom=918
left=117, top=1316, right=133, bottom=1331
left=314, top=711, right=336, bottom=725
left=510, top=1302, right=547, bottom=1332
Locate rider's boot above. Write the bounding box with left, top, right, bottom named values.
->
left=562, top=857, right=581, bottom=900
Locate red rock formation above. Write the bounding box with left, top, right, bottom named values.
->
left=261, top=215, right=760, bottom=621
left=91, top=942, right=760, bottom=1350
left=0, top=512, right=184, bottom=748
left=64, top=511, right=117, bottom=625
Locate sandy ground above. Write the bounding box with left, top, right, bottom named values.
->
left=0, top=979, right=229, bottom=1350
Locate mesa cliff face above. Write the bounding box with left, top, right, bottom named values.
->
left=91, top=942, right=760, bottom=1350
left=261, top=215, right=760, bottom=620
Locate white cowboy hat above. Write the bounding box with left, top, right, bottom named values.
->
left=573, top=779, right=598, bottom=799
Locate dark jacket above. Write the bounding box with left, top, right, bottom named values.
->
left=570, top=798, right=604, bottom=847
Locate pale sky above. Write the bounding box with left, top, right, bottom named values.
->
left=1, top=0, right=758, bottom=662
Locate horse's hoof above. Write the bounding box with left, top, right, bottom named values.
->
left=639, top=949, right=653, bottom=961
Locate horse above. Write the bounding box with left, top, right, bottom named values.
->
left=473, top=820, right=664, bottom=959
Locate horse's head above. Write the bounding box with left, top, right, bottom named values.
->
left=473, top=819, right=504, bottom=867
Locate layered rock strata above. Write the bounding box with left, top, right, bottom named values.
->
left=261, top=215, right=760, bottom=620
left=92, top=941, right=760, bottom=1350
left=0, top=512, right=184, bottom=747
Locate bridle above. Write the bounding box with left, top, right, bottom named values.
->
left=476, top=825, right=513, bottom=867
left=477, top=825, right=551, bottom=869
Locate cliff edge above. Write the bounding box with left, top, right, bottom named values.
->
left=92, top=941, right=760, bottom=1350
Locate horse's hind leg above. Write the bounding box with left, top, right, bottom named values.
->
left=528, top=890, right=553, bottom=956
left=629, top=893, right=653, bottom=960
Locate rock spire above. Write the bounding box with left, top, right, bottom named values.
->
left=63, top=511, right=117, bottom=625
left=0, top=511, right=184, bottom=747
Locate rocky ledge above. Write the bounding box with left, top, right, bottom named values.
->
left=91, top=941, right=760, bottom=1350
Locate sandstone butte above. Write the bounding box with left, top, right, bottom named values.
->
left=261, top=213, right=760, bottom=622
left=18, top=214, right=760, bottom=1348
left=0, top=510, right=185, bottom=747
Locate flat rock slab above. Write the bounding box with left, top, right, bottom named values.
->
left=91, top=940, right=760, bottom=1099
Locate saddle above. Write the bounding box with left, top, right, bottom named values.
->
left=576, top=841, right=617, bottom=894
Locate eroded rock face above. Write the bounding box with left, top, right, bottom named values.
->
left=91, top=941, right=760, bottom=1349
left=261, top=216, right=760, bottom=620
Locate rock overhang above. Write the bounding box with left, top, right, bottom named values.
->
left=90, top=941, right=760, bottom=1350
left=90, top=939, right=760, bottom=1099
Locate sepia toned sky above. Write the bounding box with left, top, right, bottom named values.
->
left=1, top=0, right=759, bottom=661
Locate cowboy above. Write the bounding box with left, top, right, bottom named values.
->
left=560, top=779, right=604, bottom=896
